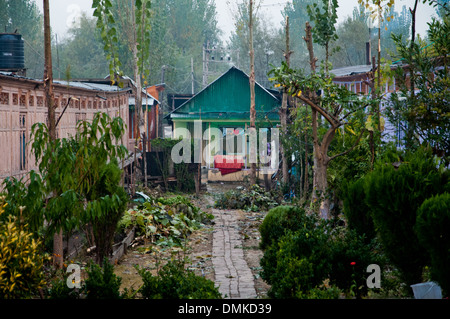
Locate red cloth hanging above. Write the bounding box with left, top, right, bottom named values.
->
left=214, top=155, right=244, bottom=175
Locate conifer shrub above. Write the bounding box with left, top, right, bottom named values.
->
left=341, top=177, right=376, bottom=243
left=364, top=147, right=449, bottom=287
left=260, top=221, right=377, bottom=298
left=416, top=193, right=450, bottom=297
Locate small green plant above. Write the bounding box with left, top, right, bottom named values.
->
left=85, top=259, right=122, bottom=299
left=47, top=272, right=82, bottom=300
left=138, top=260, right=222, bottom=299
left=297, top=284, right=342, bottom=299
left=416, top=193, right=450, bottom=297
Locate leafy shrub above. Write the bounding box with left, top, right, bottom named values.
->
left=214, top=185, right=281, bottom=212
left=0, top=198, right=46, bottom=299
left=87, top=161, right=129, bottom=264
left=85, top=259, right=122, bottom=299
left=157, top=195, right=203, bottom=221
left=138, top=260, right=222, bottom=299
left=259, top=205, right=316, bottom=250
left=119, top=195, right=207, bottom=246
left=364, top=147, right=449, bottom=286
left=1, top=172, right=45, bottom=233
left=416, top=193, right=450, bottom=297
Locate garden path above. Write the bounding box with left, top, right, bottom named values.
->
left=206, top=183, right=261, bottom=299
left=211, top=206, right=258, bottom=299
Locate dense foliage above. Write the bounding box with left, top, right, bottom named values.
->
left=385, top=18, right=450, bottom=162
left=364, top=147, right=449, bottom=286
left=259, top=205, right=378, bottom=298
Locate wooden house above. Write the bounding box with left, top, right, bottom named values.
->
left=166, top=66, right=281, bottom=182
left=0, top=72, right=131, bottom=187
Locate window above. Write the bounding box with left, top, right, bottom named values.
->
left=19, top=113, right=27, bottom=171
left=221, top=127, right=245, bottom=155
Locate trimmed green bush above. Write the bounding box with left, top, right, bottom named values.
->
left=259, top=205, right=317, bottom=250
left=364, top=147, right=449, bottom=287
left=416, top=193, right=450, bottom=297
left=262, top=226, right=331, bottom=298
left=138, top=261, right=222, bottom=299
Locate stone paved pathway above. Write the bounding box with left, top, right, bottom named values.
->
left=212, top=207, right=257, bottom=299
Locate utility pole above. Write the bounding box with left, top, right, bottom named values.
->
left=249, top=0, right=256, bottom=186
left=191, top=57, right=195, bottom=95
left=280, top=16, right=292, bottom=186
left=202, top=41, right=210, bottom=88
left=44, top=0, right=63, bottom=270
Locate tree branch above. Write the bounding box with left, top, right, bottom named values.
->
left=328, top=128, right=366, bottom=163
left=297, top=95, right=339, bottom=126
left=339, top=102, right=371, bottom=123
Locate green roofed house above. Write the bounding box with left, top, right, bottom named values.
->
left=166, top=66, right=281, bottom=182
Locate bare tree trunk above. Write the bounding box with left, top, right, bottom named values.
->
left=280, top=16, right=292, bottom=186
left=249, top=0, right=257, bottom=186
left=314, top=156, right=329, bottom=219
left=303, top=102, right=309, bottom=199
left=377, top=6, right=382, bottom=131
left=303, top=22, right=316, bottom=203
left=409, top=0, right=418, bottom=97
left=44, top=0, right=63, bottom=269
left=304, top=22, right=322, bottom=213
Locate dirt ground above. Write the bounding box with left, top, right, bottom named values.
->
left=113, top=182, right=270, bottom=298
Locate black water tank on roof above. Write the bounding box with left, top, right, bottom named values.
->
left=0, top=33, right=25, bottom=70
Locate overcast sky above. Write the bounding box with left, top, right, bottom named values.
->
left=34, top=0, right=438, bottom=40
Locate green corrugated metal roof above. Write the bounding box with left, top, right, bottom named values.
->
left=167, top=67, right=280, bottom=121
left=170, top=111, right=280, bottom=121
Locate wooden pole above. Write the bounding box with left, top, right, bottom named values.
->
left=280, top=16, right=292, bottom=186
left=44, top=0, right=63, bottom=269
left=249, top=0, right=257, bottom=186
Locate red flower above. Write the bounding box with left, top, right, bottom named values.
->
left=350, top=262, right=356, bottom=266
